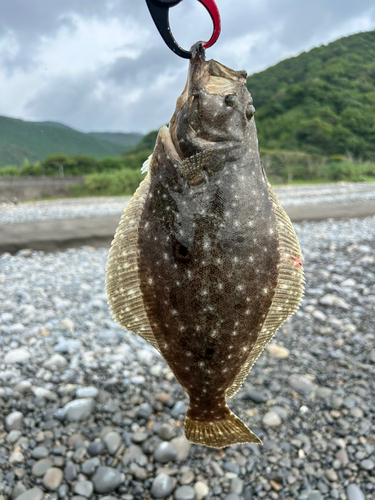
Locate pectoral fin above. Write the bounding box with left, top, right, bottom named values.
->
left=179, top=150, right=212, bottom=186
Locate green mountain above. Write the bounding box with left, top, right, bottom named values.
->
left=247, top=30, right=375, bottom=160
left=88, top=132, right=142, bottom=149
left=0, top=116, right=140, bottom=167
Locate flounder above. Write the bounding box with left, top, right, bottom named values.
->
left=106, top=43, right=304, bottom=448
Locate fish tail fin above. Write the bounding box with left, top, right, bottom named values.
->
left=185, top=408, right=262, bottom=448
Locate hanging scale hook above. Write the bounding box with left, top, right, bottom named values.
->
left=145, top=0, right=221, bottom=59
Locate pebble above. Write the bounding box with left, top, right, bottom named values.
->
left=154, top=442, right=178, bottom=463
left=174, top=485, right=195, bottom=500
left=266, top=343, right=290, bottom=358
left=4, top=348, right=31, bottom=364
left=56, top=398, right=94, bottom=421
left=31, top=446, right=49, bottom=459
left=360, top=459, right=374, bottom=470
left=81, top=457, right=101, bottom=476
left=194, top=481, right=209, bottom=500
left=43, top=354, right=68, bottom=370
left=103, top=431, right=122, bottom=455
left=73, top=480, right=94, bottom=498
left=242, top=388, right=269, bottom=403
left=5, top=411, right=23, bottom=431
left=15, top=488, right=44, bottom=500
left=42, top=467, right=63, bottom=491
left=346, top=484, right=365, bottom=500
left=288, top=374, right=316, bottom=395
left=325, top=469, right=338, bottom=482
left=76, top=387, right=99, bottom=398
left=262, top=410, right=282, bottom=427
left=170, top=436, right=191, bottom=461
left=151, top=473, right=177, bottom=498
left=180, top=470, right=195, bottom=485
left=158, top=423, right=175, bottom=441
left=1, top=210, right=375, bottom=500
left=32, top=458, right=53, bottom=477
left=307, top=492, right=324, bottom=500
left=91, top=466, right=124, bottom=493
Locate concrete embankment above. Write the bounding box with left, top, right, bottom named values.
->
left=0, top=176, right=83, bottom=202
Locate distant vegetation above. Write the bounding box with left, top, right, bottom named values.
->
left=0, top=115, right=142, bottom=168
left=248, top=30, right=375, bottom=160
left=1, top=31, right=375, bottom=195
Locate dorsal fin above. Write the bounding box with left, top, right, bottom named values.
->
left=226, top=181, right=305, bottom=398
left=106, top=172, right=161, bottom=354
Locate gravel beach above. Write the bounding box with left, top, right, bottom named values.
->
left=1, top=183, right=374, bottom=225
left=1, top=208, right=375, bottom=499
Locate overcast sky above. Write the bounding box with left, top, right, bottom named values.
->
left=0, top=0, right=374, bottom=134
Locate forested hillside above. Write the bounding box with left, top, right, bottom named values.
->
left=247, top=30, right=375, bottom=160
left=0, top=116, right=141, bottom=167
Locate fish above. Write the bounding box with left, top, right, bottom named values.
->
left=106, top=42, right=304, bottom=448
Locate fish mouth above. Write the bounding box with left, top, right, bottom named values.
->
left=169, top=42, right=248, bottom=158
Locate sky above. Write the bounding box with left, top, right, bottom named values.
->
left=0, top=0, right=374, bottom=134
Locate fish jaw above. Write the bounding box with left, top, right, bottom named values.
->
left=169, top=42, right=255, bottom=161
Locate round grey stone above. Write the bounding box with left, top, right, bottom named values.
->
left=31, top=446, right=49, bottom=459
left=180, top=470, right=195, bottom=485
left=42, top=467, right=63, bottom=491
left=242, top=389, right=269, bottom=403
left=64, top=462, right=78, bottom=482
left=12, top=482, right=27, bottom=499
left=87, top=441, right=105, bottom=456
left=224, top=462, right=240, bottom=474
left=5, top=411, right=23, bottom=431
left=136, top=403, right=153, bottom=419
left=325, top=469, right=338, bottom=482
left=360, top=459, right=374, bottom=470
left=43, top=354, right=68, bottom=370
left=15, top=487, right=44, bottom=500
left=346, top=484, right=365, bottom=500
left=158, top=423, right=175, bottom=441
left=174, top=485, right=195, bottom=500
left=91, top=466, right=124, bottom=493
left=262, top=410, right=282, bottom=427
left=4, top=349, right=30, bottom=364
left=230, top=477, right=244, bottom=495
left=103, top=431, right=122, bottom=455
left=151, top=473, right=177, bottom=498
left=55, top=398, right=94, bottom=422
left=307, top=492, right=323, bottom=500
left=170, top=401, right=186, bottom=418
left=170, top=436, right=191, bottom=461
left=7, top=430, right=22, bottom=443
left=224, top=495, right=241, bottom=500
left=76, top=387, right=99, bottom=398
left=32, top=458, right=53, bottom=477
left=74, top=480, right=94, bottom=498
left=154, top=442, right=178, bottom=463
left=288, top=374, right=316, bottom=395
left=81, top=457, right=101, bottom=476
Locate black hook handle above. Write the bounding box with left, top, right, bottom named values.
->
left=145, top=0, right=221, bottom=59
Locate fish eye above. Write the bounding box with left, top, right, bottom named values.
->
left=246, top=103, right=255, bottom=120
left=225, top=94, right=236, bottom=107
left=178, top=245, right=188, bottom=257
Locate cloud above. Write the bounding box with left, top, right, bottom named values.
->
left=0, top=0, right=374, bottom=133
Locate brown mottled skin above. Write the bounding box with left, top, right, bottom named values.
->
left=137, top=44, right=280, bottom=423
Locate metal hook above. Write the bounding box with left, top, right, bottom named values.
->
left=145, top=0, right=221, bottom=59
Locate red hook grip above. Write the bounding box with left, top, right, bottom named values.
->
left=198, top=0, right=221, bottom=49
